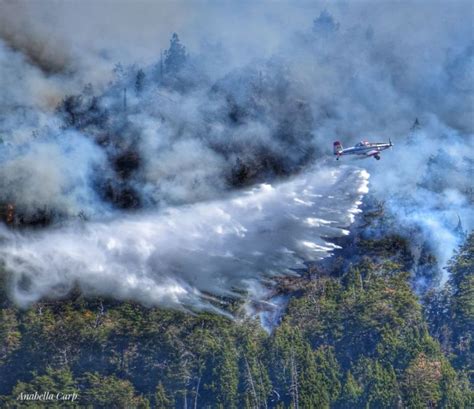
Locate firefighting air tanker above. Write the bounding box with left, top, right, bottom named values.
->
left=334, top=139, right=393, bottom=160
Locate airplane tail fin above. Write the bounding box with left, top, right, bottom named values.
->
left=333, top=141, right=343, bottom=155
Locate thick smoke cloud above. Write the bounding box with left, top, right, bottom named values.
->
left=369, top=119, right=473, bottom=279
left=0, top=1, right=472, bottom=309
left=0, top=166, right=368, bottom=311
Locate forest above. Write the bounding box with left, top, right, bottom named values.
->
left=0, top=201, right=472, bottom=408
left=0, top=6, right=473, bottom=408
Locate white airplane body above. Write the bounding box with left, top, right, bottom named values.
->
left=333, top=139, right=393, bottom=160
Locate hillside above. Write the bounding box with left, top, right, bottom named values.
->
left=0, top=205, right=471, bottom=408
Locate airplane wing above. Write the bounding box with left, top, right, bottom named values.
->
left=365, top=149, right=379, bottom=156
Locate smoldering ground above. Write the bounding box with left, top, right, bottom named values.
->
left=0, top=1, right=472, bottom=310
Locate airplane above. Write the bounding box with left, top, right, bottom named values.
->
left=333, top=139, right=393, bottom=160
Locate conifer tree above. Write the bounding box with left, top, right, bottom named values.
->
left=164, top=33, right=187, bottom=74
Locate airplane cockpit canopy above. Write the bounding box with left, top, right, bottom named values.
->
left=356, top=141, right=369, bottom=147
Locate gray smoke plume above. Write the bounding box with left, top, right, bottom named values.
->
left=0, top=0, right=472, bottom=309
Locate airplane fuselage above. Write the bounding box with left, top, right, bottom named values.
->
left=334, top=140, right=392, bottom=160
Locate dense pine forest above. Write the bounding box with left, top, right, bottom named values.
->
left=0, top=202, right=472, bottom=408
left=0, top=5, right=473, bottom=408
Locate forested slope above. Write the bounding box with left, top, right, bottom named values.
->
left=0, top=6, right=472, bottom=409
left=0, top=208, right=472, bottom=408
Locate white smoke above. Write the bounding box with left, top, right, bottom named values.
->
left=0, top=129, right=107, bottom=218
left=0, top=0, right=472, bottom=310
left=367, top=117, right=474, bottom=278
left=0, top=165, right=368, bottom=311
